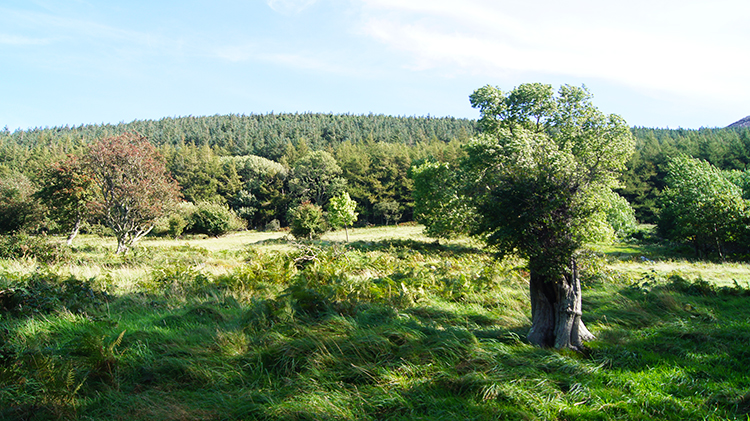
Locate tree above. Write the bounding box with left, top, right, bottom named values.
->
left=327, top=192, right=358, bottom=242
left=288, top=150, right=347, bottom=208
left=658, top=156, right=747, bottom=259
left=410, top=161, right=474, bottom=242
left=374, top=200, right=401, bottom=225
left=36, top=154, right=94, bottom=245
left=0, top=169, right=43, bottom=233
left=464, top=83, right=635, bottom=349
left=289, top=201, right=327, bottom=240
left=86, top=133, right=181, bottom=253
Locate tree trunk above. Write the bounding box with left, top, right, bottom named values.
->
left=66, top=217, right=82, bottom=246
left=526, top=258, right=594, bottom=350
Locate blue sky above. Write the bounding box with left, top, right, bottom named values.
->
left=2, top=0, right=749, bottom=131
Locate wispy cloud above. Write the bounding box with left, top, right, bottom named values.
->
left=0, top=34, right=51, bottom=45
left=266, top=0, right=318, bottom=14
left=357, top=0, right=750, bottom=102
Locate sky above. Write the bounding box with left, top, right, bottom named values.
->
left=2, top=0, right=749, bottom=131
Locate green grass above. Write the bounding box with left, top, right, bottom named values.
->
left=1, top=226, right=749, bottom=420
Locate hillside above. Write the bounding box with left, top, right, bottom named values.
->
left=0, top=113, right=477, bottom=160
left=728, top=115, right=750, bottom=129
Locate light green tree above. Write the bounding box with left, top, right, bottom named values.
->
left=327, top=192, right=358, bottom=242
left=464, top=83, right=635, bottom=349
left=658, top=156, right=747, bottom=259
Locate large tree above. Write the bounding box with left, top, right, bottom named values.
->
left=464, top=83, right=635, bottom=349
left=86, top=133, right=180, bottom=253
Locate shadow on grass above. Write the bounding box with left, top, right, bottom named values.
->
left=3, top=261, right=750, bottom=420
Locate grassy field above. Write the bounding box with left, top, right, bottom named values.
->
left=1, top=226, right=749, bottom=420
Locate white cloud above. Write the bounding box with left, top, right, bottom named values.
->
left=356, top=0, right=750, bottom=103
left=0, top=34, right=51, bottom=45
left=266, top=0, right=318, bottom=14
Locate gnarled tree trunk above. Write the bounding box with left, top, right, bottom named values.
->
left=526, top=258, right=594, bottom=350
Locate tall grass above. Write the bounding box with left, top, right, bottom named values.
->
left=0, top=227, right=749, bottom=420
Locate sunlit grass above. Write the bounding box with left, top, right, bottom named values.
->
left=1, top=226, right=749, bottom=420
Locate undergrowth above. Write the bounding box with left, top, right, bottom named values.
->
left=0, top=234, right=748, bottom=420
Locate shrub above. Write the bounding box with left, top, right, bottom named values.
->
left=0, top=171, right=44, bottom=233
left=167, top=214, right=188, bottom=238
left=288, top=202, right=327, bottom=240
left=264, top=219, right=281, bottom=232
left=0, top=233, right=72, bottom=264
left=187, top=202, right=246, bottom=237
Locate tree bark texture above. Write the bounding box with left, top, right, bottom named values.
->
left=526, top=259, right=594, bottom=350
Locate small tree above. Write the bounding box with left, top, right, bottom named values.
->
left=86, top=133, right=180, bottom=253
left=327, top=192, right=358, bottom=242
left=374, top=200, right=401, bottom=225
left=36, top=154, right=94, bottom=245
left=289, top=201, right=327, bottom=240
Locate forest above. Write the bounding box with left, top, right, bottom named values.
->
left=3, top=112, right=750, bottom=234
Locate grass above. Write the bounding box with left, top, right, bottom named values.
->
left=1, top=226, right=749, bottom=420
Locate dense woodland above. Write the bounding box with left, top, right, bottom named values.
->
left=2, top=113, right=750, bottom=252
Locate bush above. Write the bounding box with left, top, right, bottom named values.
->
left=264, top=219, right=281, bottom=232
left=288, top=202, right=327, bottom=240
left=0, top=233, right=72, bottom=264
left=186, top=202, right=246, bottom=237
left=0, top=171, right=44, bottom=233
left=167, top=214, right=188, bottom=238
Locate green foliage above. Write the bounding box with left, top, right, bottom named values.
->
left=86, top=133, right=181, bottom=253
left=465, top=84, right=635, bottom=275
left=0, top=270, right=107, bottom=316
left=0, top=233, right=72, bottom=264
left=621, top=126, right=750, bottom=222
left=288, top=150, right=347, bottom=207
left=374, top=200, right=402, bottom=225
left=162, top=142, right=241, bottom=204
left=289, top=201, right=328, bottom=240
left=327, top=192, right=358, bottom=236
left=186, top=201, right=246, bottom=237
left=411, top=161, right=474, bottom=241
left=602, top=189, right=638, bottom=239
left=35, top=154, right=94, bottom=244
left=227, top=154, right=289, bottom=229
left=658, top=156, right=748, bottom=258
left=167, top=213, right=187, bottom=238
left=336, top=140, right=416, bottom=223
left=0, top=170, right=43, bottom=233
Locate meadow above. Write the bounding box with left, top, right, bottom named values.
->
left=1, top=225, right=749, bottom=420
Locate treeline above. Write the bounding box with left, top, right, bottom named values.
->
left=0, top=113, right=474, bottom=232
left=5, top=111, right=750, bottom=250
left=620, top=126, right=750, bottom=222
left=1, top=112, right=475, bottom=159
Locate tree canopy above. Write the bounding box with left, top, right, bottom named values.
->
left=86, top=133, right=181, bottom=253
